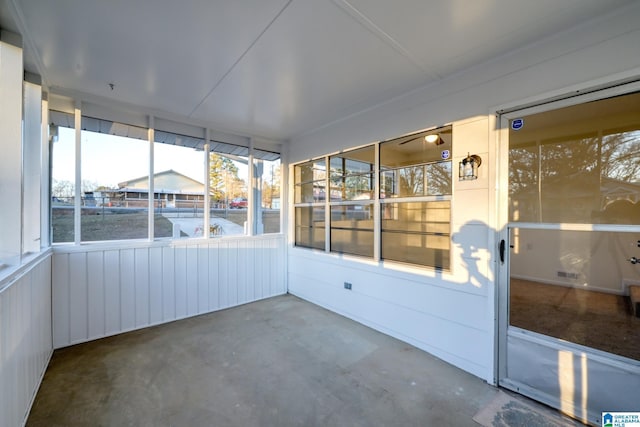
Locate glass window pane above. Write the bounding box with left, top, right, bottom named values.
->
left=295, top=206, right=325, bottom=250
left=255, top=151, right=281, bottom=234
left=209, top=149, right=248, bottom=236
left=510, top=228, right=639, bottom=361
left=380, top=126, right=452, bottom=198
left=51, top=125, right=75, bottom=243
left=329, top=146, right=375, bottom=201
left=295, top=181, right=326, bottom=203
left=154, top=136, right=205, bottom=238
left=330, top=204, right=374, bottom=257
left=380, top=126, right=452, bottom=168
left=381, top=201, right=450, bottom=269
left=295, top=159, right=326, bottom=183
left=509, top=91, right=640, bottom=224
left=80, top=126, right=149, bottom=241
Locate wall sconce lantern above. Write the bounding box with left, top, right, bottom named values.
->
left=459, top=153, right=482, bottom=180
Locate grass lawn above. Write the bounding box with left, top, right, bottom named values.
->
left=53, top=211, right=177, bottom=242
left=53, top=209, right=280, bottom=242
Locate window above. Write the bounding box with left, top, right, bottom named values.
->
left=80, top=117, right=150, bottom=241
left=294, top=159, right=326, bottom=249
left=380, top=126, right=452, bottom=268
left=293, top=125, right=453, bottom=270
left=51, top=114, right=76, bottom=243
left=154, top=130, right=206, bottom=238
left=254, top=148, right=281, bottom=234
left=209, top=142, right=249, bottom=236
left=49, top=104, right=280, bottom=243
left=329, top=146, right=375, bottom=257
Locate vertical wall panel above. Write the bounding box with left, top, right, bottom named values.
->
left=218, top=241, right=230, bottom=309
left=185, top=247, right=199, bottom=316
left=103, top=250, right=121, bottom=335
left=68, top=252, right=88, bottom=343
left=197, top=245, right=209, bottom=314
left=87, top=251, right=105, bottom=340
left=134, top=248, right=150, bottom=328
left=148, top=247, right=163, bottom=325
left=253, top=239, right=264, bottom=300
left=52, top=253, right=70, bottom=347
left=51, top=236, right=286, bottom=348
left=120, top=249, right=135, bottom=331
left=162, top=246, right=176, bottom=321
left=0, top=255, right=53, bottom=427
left=237, top=240, right=248, bottom=303
left=208, top=242, right=219, bottom=311
left=174, top=246, right=187, bottom=318
left=228, top=241, right=239, bottom=306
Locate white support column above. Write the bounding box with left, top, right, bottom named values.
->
left=203, top=129, right=211, bottom=238
left=373, top=142, right=381, bottom=261
left=324, top=155, right=330, bottom=253
left=74, top=101, right=81, bottom=245
left=0, top=31, right=23, bottom=263
left=22, top=75, right=43, bottom=254
left=148, top=116, right=155, bottom=241
left=247, top=138, right=255, bottom=236
left=280, top=144, right=288, bottom=238
left=40, top=93, right=51, bottom=248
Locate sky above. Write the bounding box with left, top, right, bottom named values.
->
left=52, top=127, right=254, bottom=189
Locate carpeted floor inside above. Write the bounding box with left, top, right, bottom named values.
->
left=510, top=278, right=640, bottom=361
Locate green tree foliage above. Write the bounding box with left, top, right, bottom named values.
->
left=209, top=153, right=240, bottom=201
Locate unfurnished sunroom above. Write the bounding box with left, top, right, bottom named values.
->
left=1, top=1, right=640, bottom=426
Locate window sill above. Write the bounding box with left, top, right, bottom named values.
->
left=0, top=249, right=53, bottom=293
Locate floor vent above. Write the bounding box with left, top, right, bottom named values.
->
left=557, top=271, right=579, bottom=279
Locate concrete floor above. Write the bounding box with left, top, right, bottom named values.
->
left=27, top=295, right=577, bottom=427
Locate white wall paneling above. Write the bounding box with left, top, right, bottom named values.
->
left=52, top=235, right=286, bottom=349
left=0, top=254, right=53, bottom=427
left=286, top=5, right=640, bottom=385
left=288, top=248, right=492, bottom=380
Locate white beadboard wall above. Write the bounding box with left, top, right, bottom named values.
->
left=0, top=254, right=53, bottom=427
left=52, top=235, right=286, bottom=349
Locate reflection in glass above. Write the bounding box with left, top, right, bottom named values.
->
left=510, top=228, right=640, bottom=361
left=381, top=201, right=450, bottom=268
left=380, top=126, right=452, bottom=198
left=329, top=146, right=375, bottom=201
left=381, top=162, right=452, bottom=198
left=330, top=204, right=374, bottom=257
left=509, top=92, right=640, bottom=224
left=294, top=159, right=326, bottom=203
left=295, top=206, right=325, bottom=250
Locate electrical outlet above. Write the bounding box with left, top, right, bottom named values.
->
left=344, top=282, right=352, bottom=290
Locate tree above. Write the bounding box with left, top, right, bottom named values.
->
left=51, top=179, right=74, bottom=198
left=209, top=153, right=240, bottom=201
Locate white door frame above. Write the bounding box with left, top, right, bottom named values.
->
left=495, top=80, right=640, bottom=424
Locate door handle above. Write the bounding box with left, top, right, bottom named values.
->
left=500, top=239, right=506, bottom=264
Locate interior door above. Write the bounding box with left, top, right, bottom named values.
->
left=497, top=88, right=640, bottom=425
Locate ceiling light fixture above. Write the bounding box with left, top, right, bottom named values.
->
left=424, top=134, right=440, bottom=144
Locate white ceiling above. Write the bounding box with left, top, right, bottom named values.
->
left=0, top=0, right=635, bottom=141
